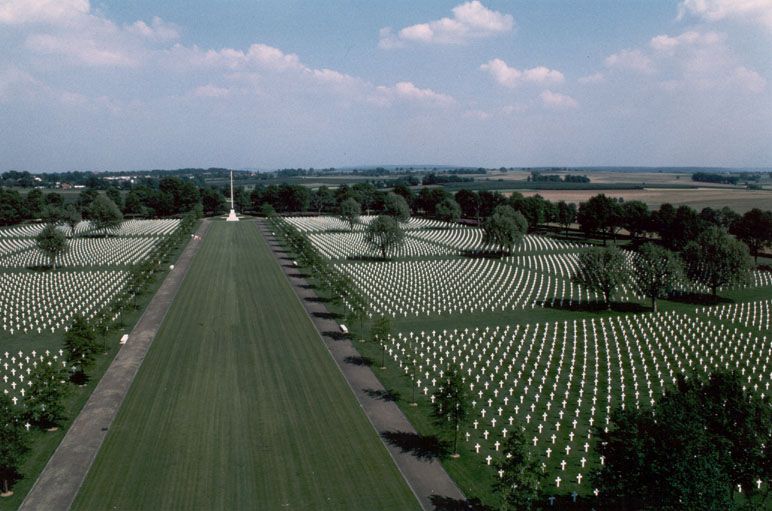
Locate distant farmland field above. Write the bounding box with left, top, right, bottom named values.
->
left=515, top=187, right=772, bottom=213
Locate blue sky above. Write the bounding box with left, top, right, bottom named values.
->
left=1, top=0, right=770, bottom=171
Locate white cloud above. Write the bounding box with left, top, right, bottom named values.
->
left=25, top=33, right=140, bottom=67
left=480, top=58, right=564, bottom=87
left=578, top=72, right=605, bottom=84
left=372, top=81, right=455, bottom=107
left=677, top=0, right=772, bottom=30
left=127, top=16, right=180, bottom=42
left=189, top=84, right=230, bottom=98
left=539, top=90, right=578, bottom=109
left=463, top=109, right=491, bottom=120
left=604, top=49, right=655, bottom=73
left=379, top=1, right=513, bottom=48
left=733, top=66, right=766, bottom=92
left=0, top=0, right=89, bottom=25
left=649, top=31, right=724, bottom=51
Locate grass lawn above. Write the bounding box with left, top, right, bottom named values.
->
left=72, top=221, right=419, bottom=510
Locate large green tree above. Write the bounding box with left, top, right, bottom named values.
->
left=25, top=361, right=68, bottom=429
left=369, top=315, right=393, bottom=369
left=89, top=194, right=123, bottom=236
left=383, top=193, right=411, bottom=223
left=364, top=215, right=404, bottom=259
left=577, top=194, right=622, bottom=243
left=35, top=223, right=68, bottom=270
left=482, top=205, right=528, bottom=255
left=62, top=203, right=82, bottom=237
left=682, top=227, right=753, bottom=296
left=556, top=200, right=577, bottom=237
left=0, top=393, right=29, bottom=496
left=634, top=243, right=684, bottom=311
left=493, top=426, right=544, bottom=510
left=431, top=365, right=469, bottom=457
left=339, top=198, right=361, bottom=231
left=593, top=371, right=771, bottom=510
left=434, top=197, right=461, bottom=223
left=731, top=208, right=772, bottom=263
left=573, top=246, right=630, bottom=309
left=64, top=314, right=99, bottom=383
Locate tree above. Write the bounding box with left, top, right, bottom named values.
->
left=369, top=315, right=392, bottom=369
left=577, top=194, right=622, bottom=243
left=62, top=204, right=81, bottom=237
left=364, top=215, right=404, bottom=259
left=339, top=198, right=361, bottom=231
left=0, top=188, right=25, bottom=226
left=493, top=427, right=543, bottom=510
left=24, top=189, right=45, bottom=219
left=35, top=224, right=68, bottom=270
left=573, top=246, right=630, bottom=309
left=634, top=243, right=683, bottom=311
left=682, top=227, right=753, bottom=296
left=431, top=365, right=469, bottom=456
left=383, top=193, right=411, bottom=223
left=63, top=314, right=99, bottom=383
left=620, top=200, right=650, bottom=240
left=105, top=187, right=123, bottom=211
left=455, top=189, right=480, bottom=222
left=731, top=208, right=772, bottom=263
left=77, top=188, right=99, bottom=217
left=510, top=195, right=546, bottom=231
left=0, top=393, right=29, bottom=497
left=435, top=197, right=461, bottom=223
left=25, top=361, right=68, bottom=429
left=481, top=205, right=528, bottom=255
left=593, top=371, right=771, bottom=510
left=89, top=194, right=123, bottom=236
left=556, top=200, right=577, bottom=237
left=351, top=183, right=378, bottom=215
left=311, top=186, right=336, bottom=214
left=201, top=187, right=226, bottom=215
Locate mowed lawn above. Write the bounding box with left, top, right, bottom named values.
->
left=73, top=221, right=419, bottom=510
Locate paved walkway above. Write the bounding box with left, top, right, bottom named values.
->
left=256, top=219, right=472, bottom=511
left=19, top=220, right=211, bottom=511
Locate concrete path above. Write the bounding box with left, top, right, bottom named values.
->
left=256, top=219, right=472, bottom=511
left=19, top=220, right=211, bottom=511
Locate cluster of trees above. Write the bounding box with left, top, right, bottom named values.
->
left=421, top=173, right=473, bottom=185
left=691, top=172, right=740, bottom=185
left=528, top=172, right=590, bottom=183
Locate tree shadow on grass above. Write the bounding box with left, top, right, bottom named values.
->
left=322, top=330, right=349, bottom=340
left=380, top=431, right=450, bottom=461
left=666, top=293, right=733, bottom=305
left=312, top=311, right=343, bottom=320
left=344, top=355, right=373, bottom=366
left=544, top=300, right=649, bottom=313
left=346, top=255, right=389, bottom=262
left=460, top=250, right=505, bottom=259
left=430, top=495, right=489, bottom=511
left=363, top=387, right=400, bottom=402
left=304, top=296, right=331, bottom=303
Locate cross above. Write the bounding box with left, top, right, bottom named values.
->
left=577, top=473, right=583, bottom=484
left=555, top=476, right=561, bottom=488
left=560, top=459, right=567, bottom=471
left=485, top=455, right=492, bottom=465
left=580, top=457, right=587, bottom=468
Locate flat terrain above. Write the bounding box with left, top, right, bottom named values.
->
left=72, top=221, right=419, bottom=510
left=515, top=187, right=772, bottom=213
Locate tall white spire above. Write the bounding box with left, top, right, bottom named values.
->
left=226, top=169, right=239, bottom=221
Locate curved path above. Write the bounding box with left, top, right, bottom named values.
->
left=19, top=220, right=211, bottom=511
left=256, top=219, right=472, bottom=511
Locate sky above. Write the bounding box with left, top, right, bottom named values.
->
left=1, top=0, right=771, bottom=172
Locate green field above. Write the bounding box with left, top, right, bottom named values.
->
left=72, top=220, right=419, bottom=510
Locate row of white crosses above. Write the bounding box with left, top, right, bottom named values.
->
left=101, top=219, right=181, bottom=237
left=307, top=232, right=452, bottom=260
left=0, top=221, right=91, bottom=238
left=337, top=258, right=601, bottom=318
left=383, top=302, right=770, bottom=495
left=410, top=228, right=587, bottom=254
left=0, top=239, right=37, bottom=259
left=1, top=350, right=66, bottom=406
left=0, top=271, right=128, bottom=335
left=284, top=215, right=459, bottom=234
left=700, top=299, right=771, bottom=332
left=0, top=237, right=162, bottom=268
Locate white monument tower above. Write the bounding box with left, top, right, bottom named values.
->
left=226, top=170, right=239, bottom=221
